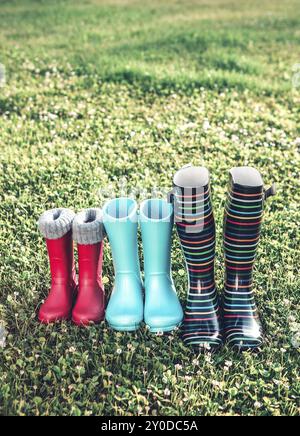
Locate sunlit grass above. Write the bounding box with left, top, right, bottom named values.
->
left=0, top=0, right=299, bottom=416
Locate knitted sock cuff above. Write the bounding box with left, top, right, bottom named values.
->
left=72, top=208, right=104, bottom=245
left=38, top=208, right=75, bottom=240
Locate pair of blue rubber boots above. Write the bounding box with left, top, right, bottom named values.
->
left=102, top=198, right=184, bottom=332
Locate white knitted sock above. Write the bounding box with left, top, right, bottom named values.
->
left=72, top=208, right=103, bottom=245
left=38, top=208, right=75, bottom=240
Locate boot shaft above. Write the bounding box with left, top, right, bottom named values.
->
left=46, top=232, right=75, bottom=284
left=103, top=198, right=141, bottom=275
left=38, top=208, right=76, bottom=285
left=140, top=199, right=173, bottom=276
left=175, top=182, right=217, bottom=310
left=224, top=167, right=264, bottom=291
left=77, top=243, right=103, bottom=287
left=172, top=166, right=216, bottom=289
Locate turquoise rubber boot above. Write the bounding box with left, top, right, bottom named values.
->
left=140, top=199, right=184, bottom=333
left=103, top=198, right=144, bottom=331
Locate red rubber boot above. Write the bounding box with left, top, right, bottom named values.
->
left=38, top=209, right=77, bottom=323
left=72, top=209, right=105, bottom=326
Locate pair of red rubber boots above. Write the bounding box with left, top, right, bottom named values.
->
left=38, top=208, right=105, bottom=325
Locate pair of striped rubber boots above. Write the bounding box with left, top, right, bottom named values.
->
left=170, top=165, right=275, bottom=352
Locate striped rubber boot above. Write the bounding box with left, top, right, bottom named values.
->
left=171, top=165, right=222, bottom=351
left=223, top=167, right=275, bottom=351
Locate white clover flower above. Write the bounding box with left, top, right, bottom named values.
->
left=76, top=365, right=83, bottom=372
left=0, top=325, right=7, bottom=348
left=291, top=333, right=300, bottom=349
left=164, top=388, right=171, bottom=397
left=0, top=64, right=5, bottom=87
left=292, top=64, right=300, bottom=89
left=203, top=120, right=210, bottom=131
left=204, top=354, right=212, bottom=363
left=116, top=348, right=122, bottom=354
left=290, top=322, right=300, bottom=332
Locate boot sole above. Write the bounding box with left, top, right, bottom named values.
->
left=38, top=315, right=70, bottom=324
left=72, top=317, right=104, bottom=327
left=107, top=322, right=142, bottom=332
left=147, top=322, right=182, bottom=333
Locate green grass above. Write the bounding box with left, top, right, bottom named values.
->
left=0, top=0, right=299, bottom=416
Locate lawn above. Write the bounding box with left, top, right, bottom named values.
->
left=0, top=0, right=299, bottom=416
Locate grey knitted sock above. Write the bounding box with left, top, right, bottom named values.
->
left=38, top=208, right=75, bottom=240
left=72, top=208, right=104, bottom=245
